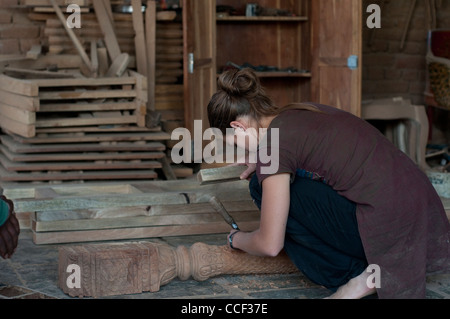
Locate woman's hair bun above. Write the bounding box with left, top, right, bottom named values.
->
left=217, top=68, right=261, bottom=98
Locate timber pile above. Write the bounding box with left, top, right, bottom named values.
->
left=2, top=179, right=260, bottom=244
left=0, top=73, right=148, bottom=138
left=0, top=0, right=191, bottom=182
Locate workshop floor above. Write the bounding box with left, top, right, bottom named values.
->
left=1, top=229, right=450, bottom=300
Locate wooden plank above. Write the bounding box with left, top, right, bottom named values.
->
left=131, top=0, right=147, bottom=75
left=0, top=145, right=165, bottom=162
left=1, top=135, right=166, bottom=153
left=9, top=131, right=170, bottom=144
left=13, top=187, right=252, bottom=213
left=90, top=40, right=99, bottom=76
left=0, top=179, right=247, bottom=198
left=6, top=54, right=83, bottom=70
left=15, top=193, right=187, bottom=213
left=35, top=76, right=136, bottom=87
left=0, top=102, right=36, bottom=124
left=101, top=0, right=114, bottom=25
left=39, top=101, right=137, bottom=112
left=32, top=221, right=259, bottom=244
left=198, top=166, right=248, bottom=185
left=0, top=166, right=159, bottom=182
left=146, top=0, right=156, bottom=111
left=106, top=53, right=130, bottom=77
left=26, top=44, right=42, bottom=59
left=97, top=47, right=109, bottom=77
left=34, top=124, right=160, bottom=134
left=39, top=89, right=136, bottom=100
left=0, top=153, right=162, bottom=172
left=1, top=176, right=247, bottom=193
left=0, top=89, right=39, bottom=112
left=0, top=116, right=35, bottom=138
left=35, top=114, right=138, bottom=128
left=3, top=183, right=144, bottom=200
left=36, top=199, right=257, bottom=221
left=0, top=74, right=38, bottom=96
left=49, top=0, right=93, bottom=72
left=24, top=0, right=91, bottom=7
left=33, top=210, right=259, bottom=232
left=3, top=67, right=76, bottom=79
left=93, top=0, right=121, bottom=61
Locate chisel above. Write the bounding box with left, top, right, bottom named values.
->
left=209, top=196, right=240, bottom=230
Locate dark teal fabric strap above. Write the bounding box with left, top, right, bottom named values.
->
left=0, top=199, right=10, bottom=227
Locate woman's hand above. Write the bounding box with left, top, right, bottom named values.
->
left=239, top=163, right=256, bottom=180
left=232, top=151, right=257, bottom=180
left=0, top=196, right=20, bottom=259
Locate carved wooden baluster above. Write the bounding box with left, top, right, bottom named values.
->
left=59, top=242, right=298, bottom=298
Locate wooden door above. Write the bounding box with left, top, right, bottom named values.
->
left=311, top=0, right=362, bottom=116
left=183, top=0, right=216, bottom=133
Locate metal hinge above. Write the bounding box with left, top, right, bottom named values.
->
left=188, top=53, right=194, bottom=74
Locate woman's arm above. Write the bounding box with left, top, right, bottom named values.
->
left=229, top=173, right=291, bottom=257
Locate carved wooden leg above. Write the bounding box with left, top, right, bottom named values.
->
left=59, top=241, right=298, bottom=298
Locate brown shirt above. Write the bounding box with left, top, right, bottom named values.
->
left=257, top=104, right=450, bottom=299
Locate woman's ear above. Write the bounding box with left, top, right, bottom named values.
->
left=230, top=121, right=246, bottom=132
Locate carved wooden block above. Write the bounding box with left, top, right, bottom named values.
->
left=58, top=241, right=298, bottom=298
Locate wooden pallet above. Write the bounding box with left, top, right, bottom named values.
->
left=1, top=180, right=259, bottom=244
left=0, top=128, right=171, bottom=183
left=0, top=73, right=147, bottom=138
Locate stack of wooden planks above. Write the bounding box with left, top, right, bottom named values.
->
left=0, top=72, right=148, bottom=138
left=0, top=128, right=169, bottom=183
left=0, top=71, right=172, bottom=183
left=2, top=179, right=260, bottom=244
left=0, top=1, right=192, bottom=182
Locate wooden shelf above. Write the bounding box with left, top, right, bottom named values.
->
left=255, top=71, right=311, bottom=78
left=217, top=71, right=311, bottom=78
left=216, top=16, right=308, bottom=22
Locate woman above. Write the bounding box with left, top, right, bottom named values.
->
left=207, top=68, right=450, bottom=299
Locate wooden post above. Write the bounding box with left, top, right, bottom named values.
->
left=145, top=1, right=156, bottom=112
left=93, top=0, right=121, bottom=61
left=59, top=241, right=298, bottom=298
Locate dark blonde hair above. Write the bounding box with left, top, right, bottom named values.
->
left=207, top=68, right=322, bottom=133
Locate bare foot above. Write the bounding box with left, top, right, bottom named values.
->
left=325, top=268, right=377, bottom=299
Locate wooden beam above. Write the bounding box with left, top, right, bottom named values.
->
left=48, top=0, right=93, bottom=72
left=131, top=0, right=147, bottom=76
left=93, top=0, right=121, bottom=61
left=90, top=40, right=98, bottom=76
left=106, top=53, right=130, bottom=77
left=33, top=209, right=259, bottom=232
left=146, top=0, right=156, bottom=112
left=0, top=89, right=39, bottom=112
left=25, top=44, right=42, bottom=59
left=34, top=220, right=259, bottom=244
left=0, top=74, right=38, bottom=96
left=0, top=115, right=35, bottom=138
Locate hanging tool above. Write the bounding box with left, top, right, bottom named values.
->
left=209, top=196, right=240, bottom=231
